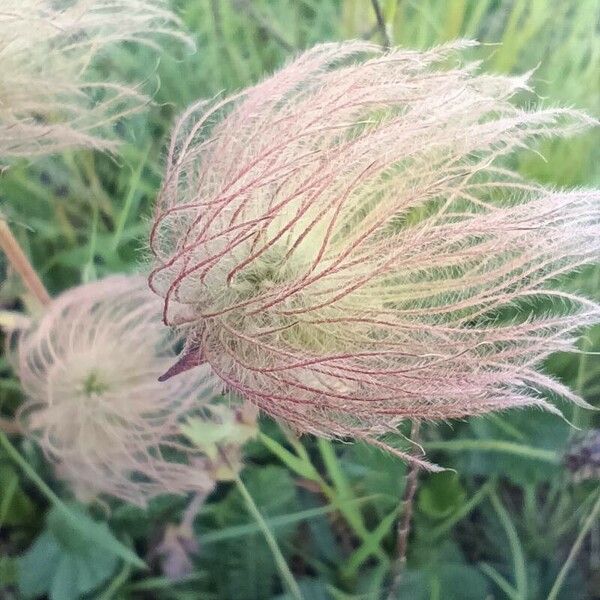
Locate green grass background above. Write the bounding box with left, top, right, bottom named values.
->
left=1, top=1, right=599, bottom=599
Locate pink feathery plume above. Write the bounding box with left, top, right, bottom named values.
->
left=0, top=0, right=191, bottom=158
left=16, top=275, right=222, bottom=506
left=149, top=41, right=600, bottom=469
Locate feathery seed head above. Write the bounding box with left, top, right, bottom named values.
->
left=0, top=0, right=190, bottom=158
left=150, top=42, right=600, bottom=465
left=16, top=275, right=222, bottom=506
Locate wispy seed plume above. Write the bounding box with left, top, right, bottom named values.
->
left=150, top=41, right=600, bottom=466
left=16, top=275, right=221, bottom=506
left=0, top=0, right=191, bottom=158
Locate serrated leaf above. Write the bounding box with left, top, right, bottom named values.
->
left=74, top=552, right=118, bottom=593
left=241, top=467, right=298, bottom=517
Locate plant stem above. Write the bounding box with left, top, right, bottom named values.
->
left=239, top=0, right=294, bottom=52
left=260, top=432, right=389, bottom=571
left=429, top=479, right=496, bottom=542
left=0, top=431, right=62, bottom=507
left=98, top=561, right=131, bottom=600
left=231, top=462, right=303, bottom=600
left=547, top=490, right=600, bottom=600
left=424, top=439, right=559, bottom=463
left=387, top=420, right=422, bottom=599
left=370, top=0, right=391, bottom=48
left=490, top=490, right=527, bottom=599
left=572, top=265, right=598, bottom=428
left=180, top=492, right=206, bottom=531
left=0, top=218, right=50, bottom=305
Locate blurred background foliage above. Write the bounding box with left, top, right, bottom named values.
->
left=1, top=1, right=599, bottom=599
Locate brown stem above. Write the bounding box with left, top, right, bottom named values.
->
left=388, top=420, right=422, bottom=599
left=0, top=218, right=50, bottom=306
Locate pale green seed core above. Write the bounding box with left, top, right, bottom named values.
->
left=81, top=371, right=109, bottom=397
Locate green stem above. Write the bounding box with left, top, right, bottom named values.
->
left=0, top=432, right=62, bottom=507
left=97, top=561, right=131, bottom=600
left=316, top=439, right=390, bottom=577
left=547, top=490, right=600, bottom=600
left=430, top=479, right=496, bottom=541
left=111, top=145, right=151, bottom=252
left=572, top=350, right=589, bottom=429
left=479, top=563, right=519, bottom=600
left=370, top=0, right=391, bottom=47
left=200, top=497, right=376, bottom=544
left=0, top=475, right=18, bottom=530
left=490, top=490, right=527, bottom=599
left=82, top=197, right=99, bottom=283
left=260, top=433, right=388, bottom=573
left=233, top=469, right=303, bottom=600
left=425, top=439, right=559, bottom=463
left=318, top=439, right=356, bottom=517
left=572, top=264, right=599, bottom=428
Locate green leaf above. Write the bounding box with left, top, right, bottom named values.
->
left=0, top=556, right=19, bottom=590
left=342, top=442, right=407, bottom=506
left=388, top=570, right=429, bottom=600
left=274, top=578, right=331, bottom=600
left=434, top=564, right=491, bottom=600
left=18, top=532, right=62, bottom=599
left=460, top=411, right=567, bottom=484
left=47, top=504, right=145, bottom=568
left=418, top=472, right=466, bottom=519
left=19, top=526, right=118, bottom=600
left=259, top=432, right=319, bottom=481
left=0, top=556, right=17, bottom=587
left=18, top=505, right=144, bottom=600
left=50, top=556, right=80, bottom=600
left=388, top=565, right=490, bottom=600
